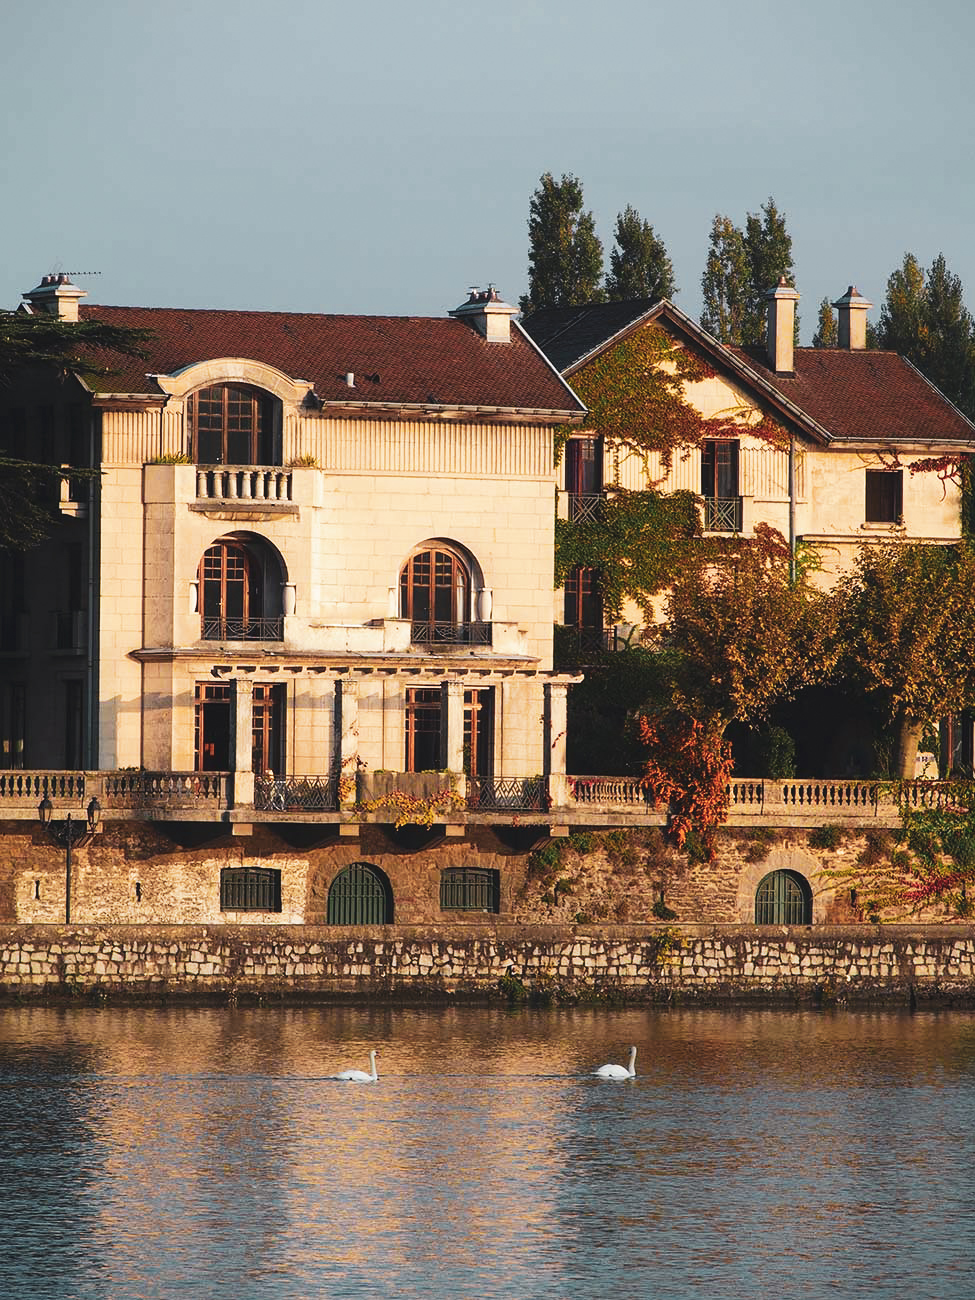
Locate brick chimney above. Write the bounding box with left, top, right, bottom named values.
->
left=765, top=276, right=800, bottom=374
left=449, top=286, right=518, bottom=343
left=833, top=285, right=872, bottom=350
left=22, top=273, right=87, bottom=322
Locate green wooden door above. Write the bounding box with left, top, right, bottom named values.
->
left=755, top=870, right=810, bottom=924
left=327, top=863, right=392, bottom=925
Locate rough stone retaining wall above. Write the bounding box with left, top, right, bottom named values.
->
left=1, top=924, right=974, bottom=1005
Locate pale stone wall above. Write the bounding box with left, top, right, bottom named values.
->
left=1, top=924, right=972, bottom=1004
left=96, top=384, right=561, bottom=777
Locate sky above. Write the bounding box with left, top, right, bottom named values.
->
left=2, top=0, right=973, bottom=342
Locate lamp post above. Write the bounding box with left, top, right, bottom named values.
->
left=38, top=796, right=101, bottom=924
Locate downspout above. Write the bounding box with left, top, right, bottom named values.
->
left=85, top=406, right=101, bottom=769
left=788, top=435, right=796, bottom=585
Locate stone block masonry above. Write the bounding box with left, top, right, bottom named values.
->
left=0, top=924, right=973, bottom=1005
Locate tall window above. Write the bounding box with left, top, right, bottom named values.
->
left=199, top=538, right=282, bottom=641
left=252, top=683, right=285, bottom=775
left=463, top=688, right=493, bottom=778
left=701, top=439, right=742, bottom=531
left=401, top=547, right=482, bottom=644
left=405, top=687, right=442, bottom=771
left=865, top=470, right=903, bottom=523
left=189, top=384, right=274, bottom=465
left=195, top=682, right=231, bottom=771
left=563, top=566, right=604, bottom=660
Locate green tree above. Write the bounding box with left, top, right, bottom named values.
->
left=519, top=172, right=604, bottom=314
left=838, top=542, right=975, bottom=777
left=701, top=198, right=796, bottom=346
left=742, top=196, right=796, bottom=346
left=661, top=548, right=837, bottom=736
left=877, top=252, right=975, bottom=416
left=604, top=205, right=676, bottom=302
left=812, top=297, right=838, bottom=348
left=0, top=311, right=150, bottom=550
left=700, top=215, right=750, bottom=343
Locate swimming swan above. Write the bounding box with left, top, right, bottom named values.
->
left=594, top=1045, right=637, bottom=1080
left=334, top=1049, right=379, bottom=1082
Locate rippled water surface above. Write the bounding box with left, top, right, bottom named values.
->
left=1, top=1004, right=973, bottom=1299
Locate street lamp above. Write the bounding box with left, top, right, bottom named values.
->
left=38, top=796, right=101, bottom=924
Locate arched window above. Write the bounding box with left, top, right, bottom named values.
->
left=199, top=536, right=283, bottom=641
left=327, top=863, right=393, bottom=925
left=189, top=384, right=275, bottom=465
left=755, top=870, right=812, bottom=925
left=400, top=545, right=487, bottom=645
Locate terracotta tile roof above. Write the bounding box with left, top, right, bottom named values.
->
left=731, top=346, right=975, bottom=444
left=77, top=304, right=583, bottom=414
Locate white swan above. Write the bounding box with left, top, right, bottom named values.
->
left=594, top=1045, right=637, bottom=1080
left=333, top=1049, right=378, bottom=1083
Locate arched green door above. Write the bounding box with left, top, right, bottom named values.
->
left=327, top=863, right=393, bottom=925
left=755, top=870, right=811, bottom=924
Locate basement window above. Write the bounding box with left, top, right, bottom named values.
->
left=440, top=867, right=500, bottom=913
left=220, top=867, right=282, bottom=913
left=865, top=470, right=903, bottom=523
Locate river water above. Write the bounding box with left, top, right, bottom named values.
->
left=1, top=1003, right=973, bottom=1300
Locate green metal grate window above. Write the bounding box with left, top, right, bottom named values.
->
left=440, top=867, right=500, bottom=913
left=220, top=867, right=281, bottom=913
left=755, top=870, right=811, bottom=925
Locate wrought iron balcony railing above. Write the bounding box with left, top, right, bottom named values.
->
left=567, top=493, right=605, bottom=523
left=467, top=775, right=547, bottom=811
left=410, top=621, right=492, bottom=646
left=202, top=616, right=284, bottom=642
left=703, top=495, right=743, bottom=532
left=255, top=774, right=340, bottom=812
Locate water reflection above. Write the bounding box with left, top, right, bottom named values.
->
left=0, top=1006, right=973, bottom=1299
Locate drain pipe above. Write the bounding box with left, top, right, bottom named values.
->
left=788, top=435, right=796, bottom=584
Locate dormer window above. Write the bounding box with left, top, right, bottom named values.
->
left=189, top=384, right=275, bottom=465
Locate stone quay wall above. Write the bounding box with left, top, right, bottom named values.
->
left=0, top=924, right=973, bottom=1005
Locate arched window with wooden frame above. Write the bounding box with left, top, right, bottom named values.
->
left=199, top=535, right=284, bottom=641
left=188, top=383, right=276, bottom=465
left=400, top=544, right=488, bottom=645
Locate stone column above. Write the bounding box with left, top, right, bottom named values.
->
left=544, top=681, right=569, bottom=808
left=443, top=680, right=465, bottom=775
left=337, top=677, right=359, bottom=805
left=230, top=677, right=254, bottom=806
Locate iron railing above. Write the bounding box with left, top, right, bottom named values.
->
left=567, top=493, right=605, bottom=523
left=703, top=495, right=743, bottom=532
left=201, top=615, right=284, bottom=642
left=255, top=774, right=340, bottom=812
left=409, top=621, right=492, bottom=646
left=467, top=775, right=546, bottom=811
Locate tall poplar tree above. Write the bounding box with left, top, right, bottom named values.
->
left=604, top=205, right=676, bottom=302
left=742, top=197, right=796, bottom=345
left=700, top=215, right=750, bottom=343
left=519, top=172, right=604, bottom=314
left=878, top=252, right=975, bottom=416
left=812, top=298, right=838, bottom=348
left=700, top=197, right=796, bottom=346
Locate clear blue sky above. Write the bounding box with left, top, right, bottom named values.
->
left=3, top=0, right=972, bottom=341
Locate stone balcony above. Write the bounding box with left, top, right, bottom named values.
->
left=0, top=771, right=964, bottom=833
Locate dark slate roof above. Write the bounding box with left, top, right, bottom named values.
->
left=731, top=346, right=975, bottom=444
left=520, top=300, right=659, bottom=372
left=77, top=304, right=583, bottom=414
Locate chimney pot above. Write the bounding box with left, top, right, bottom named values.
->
left=765, top=279, right=800, bottom=374
left=832, top=285, right=873, bottom=350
